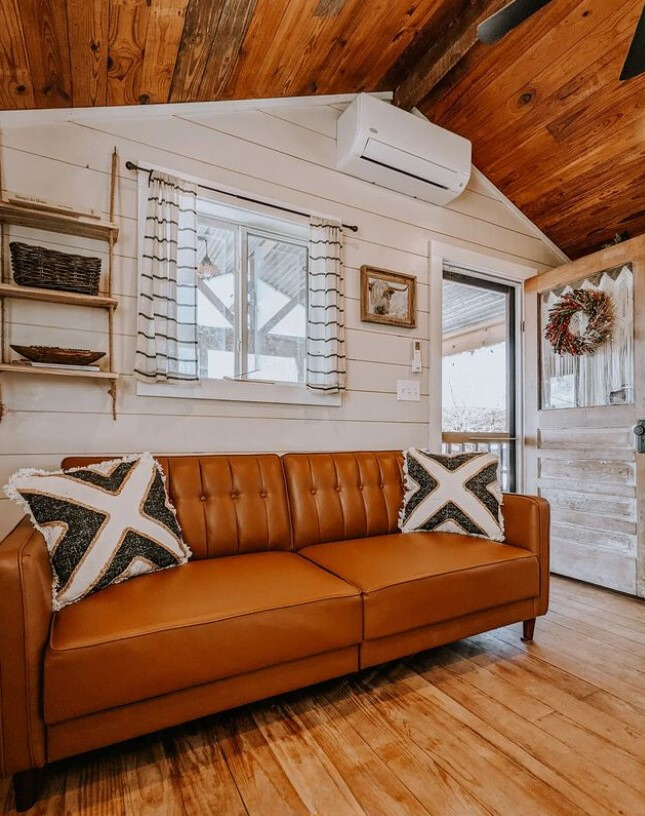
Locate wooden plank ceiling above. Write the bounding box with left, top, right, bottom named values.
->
left=1, top=0, right=644, bottom=259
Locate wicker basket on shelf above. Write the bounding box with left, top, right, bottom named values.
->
left=9, top=242, right=101, bottom=296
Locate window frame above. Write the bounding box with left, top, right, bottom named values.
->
left=135, top=179, right=342, bottom=407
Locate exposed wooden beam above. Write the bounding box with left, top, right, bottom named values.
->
left=394, top=0, right=507, bottom=112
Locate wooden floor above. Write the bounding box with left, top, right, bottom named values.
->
left=2, top=575, right=645, bottom=816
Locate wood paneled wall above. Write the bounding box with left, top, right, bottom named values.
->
left=0, top=102, right=561, bottom=537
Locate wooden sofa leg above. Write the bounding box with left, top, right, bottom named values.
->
left=13, top=769, right=39, bottom=812
left=522, top=618, right=536, bottom=642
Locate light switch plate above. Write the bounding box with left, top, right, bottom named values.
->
left=397, top=380, right=420, bottom=401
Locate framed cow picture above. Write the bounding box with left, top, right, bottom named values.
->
left=360, top=266, right=416, bottom=328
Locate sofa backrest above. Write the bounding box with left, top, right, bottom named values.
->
left=282, top=451, right=404, bottom=549
left=60, top=454, right=292, bottom=559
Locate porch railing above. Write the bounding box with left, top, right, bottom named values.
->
left=441, top=432, right=516, bottom=492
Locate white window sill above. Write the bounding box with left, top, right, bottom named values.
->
left=136, top=378, right=342, bottom=407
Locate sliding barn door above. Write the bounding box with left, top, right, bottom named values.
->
left=524, top=236, right=645, bottom=597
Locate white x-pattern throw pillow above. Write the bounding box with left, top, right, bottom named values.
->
left=399, top=448, right=505, bottom=542
left=4, top=453, right=191, bottom=610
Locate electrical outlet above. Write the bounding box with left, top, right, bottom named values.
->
left=397, top=380, right=420, bottom=401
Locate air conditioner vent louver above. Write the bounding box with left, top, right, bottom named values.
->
left=360, top=155, right=449, bottom=190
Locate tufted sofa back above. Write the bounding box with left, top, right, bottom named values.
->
left=282, top=451, right=404, bottom=549
left=62, top=450, right=404, bottom=557
left=61, top=454, right=292, bottom=559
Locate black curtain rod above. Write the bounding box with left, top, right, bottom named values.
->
left=125, top=160, right=358, bottom=232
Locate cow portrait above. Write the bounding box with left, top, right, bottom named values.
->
left=361, top=266, right=416, bottom=328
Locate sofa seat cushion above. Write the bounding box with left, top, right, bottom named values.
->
left=300, top=532, right=539, bottom=640
left=44, top=552, right=361, bottom=724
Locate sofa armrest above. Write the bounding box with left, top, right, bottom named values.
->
left=0, top=518, right=52, bottom=776
left=502, top=494, right=550, bottom=616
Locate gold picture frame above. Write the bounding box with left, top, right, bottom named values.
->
left=360, top=266, right=417, bottom=328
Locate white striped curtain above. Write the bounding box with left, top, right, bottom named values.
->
left=306, top=217, right=346, bottom=394
left=135, top=171, right=199, bottom=383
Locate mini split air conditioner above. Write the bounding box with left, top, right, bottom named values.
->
left=336, top=94, right=472, bottom=206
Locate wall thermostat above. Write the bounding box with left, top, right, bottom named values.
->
left=411, top=340, right=422, bottom=373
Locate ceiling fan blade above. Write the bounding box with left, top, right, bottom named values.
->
left=620, top=3, right=645, bottom=80
left=477, top=0, right=554, bottom=45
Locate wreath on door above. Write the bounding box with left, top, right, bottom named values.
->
left=544, top=288, right=614, bottom=356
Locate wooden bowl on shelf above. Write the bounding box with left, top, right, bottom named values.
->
left=10, top=345, right=106, bottom=366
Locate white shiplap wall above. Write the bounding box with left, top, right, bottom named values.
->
left=0, top=101, right=562, bottom=536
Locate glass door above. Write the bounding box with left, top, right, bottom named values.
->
left=441, top=268, right=518, bottom=491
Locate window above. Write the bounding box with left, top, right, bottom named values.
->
left=197, top=199, right=308, bottom=385
left=136, top=192, right=342, bottom=406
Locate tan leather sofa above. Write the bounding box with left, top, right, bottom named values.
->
left=0, top=451, right=549, bottom=810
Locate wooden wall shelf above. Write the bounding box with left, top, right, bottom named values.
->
left=0, top=283, right=118, bottom=309
left=0, top=363, right=117, bottom=380
left=0, top=149, right=120, bottom=421
left=0, top=202, right=119, bottom=242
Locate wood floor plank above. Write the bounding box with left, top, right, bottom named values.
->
left=319, top=680, right=495, bottom=816
left=409, top=654, right=644, bottom=816
left=161, top=727, right=248, bottom=816
left=491, top=622, right=645, bottom=712
left=213, top=711, right=309, bottom=816
left=459, top=634, right=645, bottom=758
left=537, top=617, right=645, bottom=672
left=433, top=643, right=555, bottom=722
left=55, top=749, right=129, bottom=816
left=534, top=712, right=645, bottom=796
left=355, top=665, right=588, bottom=816
left=550, top=578, right=645, bottom=619
left=119, top=739, right=187, bottom=816
left=548, top=594, right=645, bottom=637
left=586, top=689, right=645, bottom=736
left=547, top=598, right=645, bottom=647
left=1, top=576, right=643, bottom=816
left=472, top=627, right=600, bottom=699
left=250, top=705, right=367, bottom=816
left=283, top=684, right=435, bottom=816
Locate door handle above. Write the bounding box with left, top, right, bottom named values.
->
left=634, top=421, right=645, bottom=453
